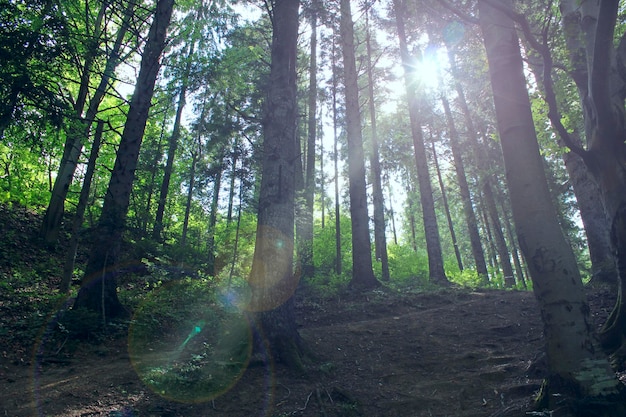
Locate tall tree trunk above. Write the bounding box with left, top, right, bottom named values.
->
left=332, top=52, right=342, bottom=277
left=247, top=0, right=305, bottom=370
left=300, top=1, right=318, bottom=280
left=339, top=0, right=379, bottom=289
left=393, top=0, right=448, bottom=285
left=365, top=5, right=390, bottom=282
left=153, top=42, right=195, bottom=241
left=431, top=139, right=462, bottom=271
left=479, top=0, right=624, bottom=412
left=441, top=93, right=487, bottom=281
left=73, top=0, right=174, bottom=319
left=60, top=120, right=104, bottom=293
left=558, top=0, right=626, bottom=364
left=40, top=0, right=134, bottom=245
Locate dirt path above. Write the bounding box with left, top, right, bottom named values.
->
left=0, top=287, right=613, bottom=417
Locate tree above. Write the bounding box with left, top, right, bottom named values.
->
left=246, top=0, right=305, bottom=369
left=392, top=0, right=448, bottom=285
left=364, top=2, right=390, bottom=282
left=556, top=0, right=626, bottom=365
left=298, top=0, right=319, bottom=280
left=339, top=0, right=379, bottom=290
left=39, top=0, right=136, bottom=245
left=73, top=0, right=175, bottom=319
left=479, top=0, right=625, bottom=413
left=442, top=57, right=489, bottom=282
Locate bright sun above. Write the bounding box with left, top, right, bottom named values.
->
left=382, top=45, right=447, bottom=113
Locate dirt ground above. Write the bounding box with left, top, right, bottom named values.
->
left=0, top=283, right=617, bottom=417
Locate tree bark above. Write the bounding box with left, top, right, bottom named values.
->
left=247, top=0, right=305, bottom=370
left=339, top=0, right=379, bottom=290
left=479, top=0, right=624, bottom=412
left=73, top=0, right=174, bottom=320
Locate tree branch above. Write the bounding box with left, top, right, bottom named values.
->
left=482, top=0, right=587, bottom=158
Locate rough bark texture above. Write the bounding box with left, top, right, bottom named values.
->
left=479, top=0, right=624, bottom=413
left=339, top=0, right=379, bottom=290
left=247, top=0, right=305, bottom=369
left=558, top=1, right=626, bottom=366
left=393, top=0, right=448, bottom=285
left=73, top=0, right=174, bottom=319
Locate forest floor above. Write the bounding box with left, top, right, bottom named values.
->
left=1, top=284, right=618, bottom=417
left=0, top=204, right=619, bottom=416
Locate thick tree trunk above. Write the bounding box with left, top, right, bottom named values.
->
left=339, top=0, right=379, bottom=290
left=73, top=0, right=174, bottom=319
left=393, top=0, right=448, bottom=285
left=247, top=0, right=305, bottom=370
left=559, top=0, right=626, bottom=364
left=479, top=0, right=624, bottom=413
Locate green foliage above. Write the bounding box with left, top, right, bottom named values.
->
left=386, top=243, right=429, bottom=286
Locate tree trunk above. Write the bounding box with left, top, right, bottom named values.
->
left=247, top=0, right=305, bottom=370
left=483, top=180, right=515, bottom=287
left=73, top=0, right=174, bottom=320
left=332, top=55, right=342, bottom=277
left=60, top=120, right=104, bottom=293
left=180, top=151, right=197, bottom=251
left=479, top=0, right=624, bottom=412
left=153, top=42, right=195, bottom=241
left=40, top=0, right=134, bottom=245
left=393, top=0, right=448, bottom=285
left=207, top=165, right=222, bottom=277
left=365, top=5, right=390, bottom=282
left=431, top=139, right=462, bottom=271
left=556, top=0, right=626, bottom=362
left=300, top=1, right=317, bottom=280
left=441, top=94, right=486, bottom=281
left=339, top=0, right=379, bottom=290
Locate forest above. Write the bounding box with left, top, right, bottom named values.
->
left=1, top=0, right=626, bottom=416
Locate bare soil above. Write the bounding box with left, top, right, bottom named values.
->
left=0, top=283, right=617, bottom=417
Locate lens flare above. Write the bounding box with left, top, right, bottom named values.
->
left=128, top=279, right=252, bottom=403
